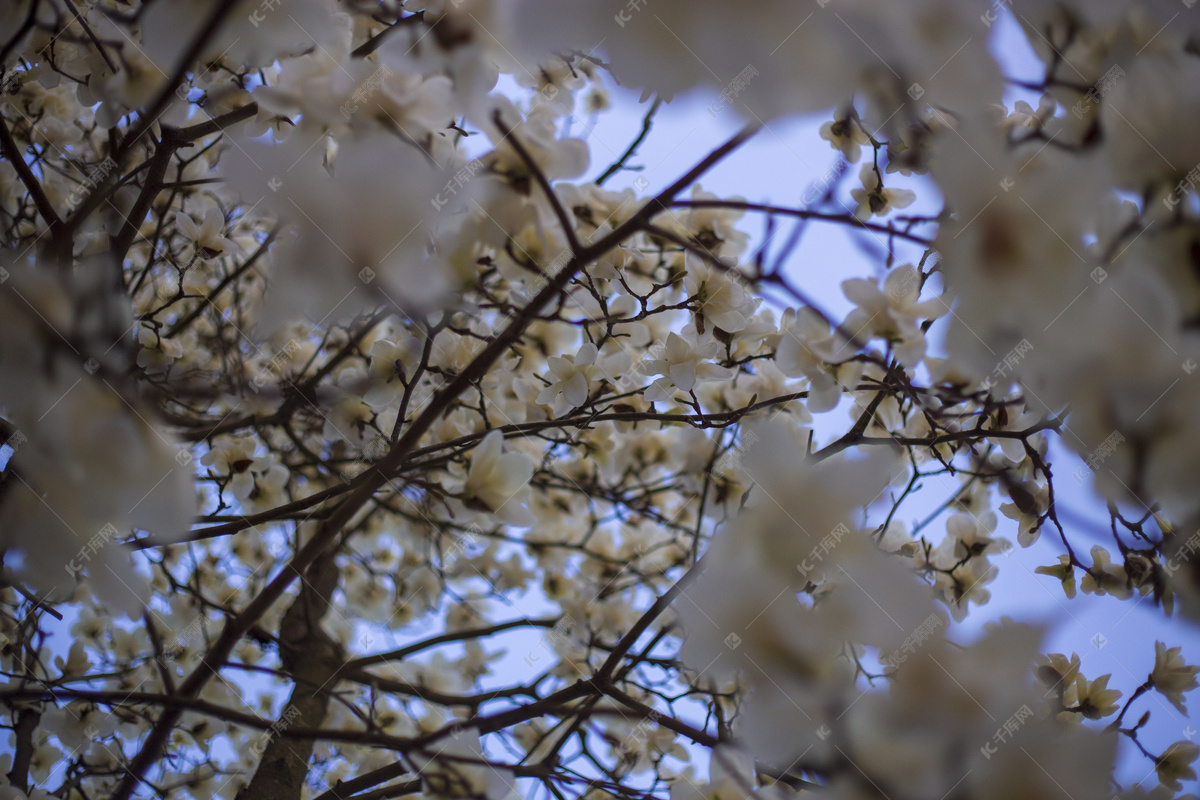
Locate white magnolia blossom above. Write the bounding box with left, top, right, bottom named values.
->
left=774, top=307, right=859, bottom=413
left=671, top=747, right=787, bottom=800
left=1151, top=641, right=1200, bottom=714
left=175, top=207, right=237, bottom=264
left=222, top=128, right=468, bottom=329
left=644, top=332, right=734, bottom=401
left=455, top=430, right=536, bottom=526
left=683, top=255, right=758, bottom=334
left=1158, top=742, right=1200, bottom=793
left=840, top=264, right=945, bottom=366
left=535, top=342, right=629, bottom=416
left=819, top=113, right=870, bottom=163
left=201, top=436, right=289, bottom=508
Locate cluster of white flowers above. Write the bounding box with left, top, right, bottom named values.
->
left=4, top=0, right=1200, bottom=799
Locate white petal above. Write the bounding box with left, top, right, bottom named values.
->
left=842, top=278, right=881, bottom=307
left=697, top=363, right=733, bottom=382
left=887, top=188, right=916, bottom=210
left=496, top=452, right=534, bottom=488
left=547, top=356, right=575, bottom=379
left=231, top=472, right=255, bottom=501
left=669, top=361, right=697, bottom=393
left=666, top=332, right=689, bottom=361
left=884, top=266, right=920, bottom=306
left=575, top=342, right=598, bottom=365
left=474, top=430, right=504, bottom=469
left=497, top=502, right=537, bottom=528
left=564, top=371, right=589, bottom=407
left=644, top=378, right=673, bottom=403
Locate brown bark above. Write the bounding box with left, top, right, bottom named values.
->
left=237, top=555, right=343, bottom=800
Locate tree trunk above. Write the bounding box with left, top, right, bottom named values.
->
left=237, top=555, right=343, bottom=800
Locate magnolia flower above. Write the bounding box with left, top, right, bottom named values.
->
left=42, top=702, right=119, bottom=750
left=999, top=479, right=1049, bottom=547
left=31, top=114, right=84, bottom=150
left=326, top=394, right=376, bottom=446
left=610, top=721, right=688, bottom=774
left=201, top=437, right=286, bottom=502
left=1101, top=49, right=1200, bottom=191
left=679, top=421, right=930, bottom=680
left=176, top=207, right=237, bottom=262
left=139, top=0, right=340, bottom=72
left=1150, top=641, right=1200, bottom=714
left=840, top=264, right=945, bottom=365
left=1034, top=555, right=1077, bottom=599
left=364, top=335, right=424, bottom=408
left=1036, top=652, right=1083, bottom=703
left=946, top=511, right=1007, bottom=559
left=671, top=746, right=783, bottom=800
left=535, top=342, right=627, bottom=416
left=1066, top=672, right=1121, bottom=720
left=1157, top=741, right=1200, bottom=792
left=850, top=163, right=916, bottom=220
left=136, top=323, right=184, bottom=373
left=984, top=407, right=1047, bottom=464
left=997, top=95, right=1057, bottom=132
left=482, top=97, right=589, bottom=181
left=773, top=307, right=858, bottom=413
left=221, top=129, right=461, bottom=331
left=819, top=113, right=869, bottom=163
left=460, top=430, right=536, bottom=526
left=241, top=454, right=290, bottom=512
left=0, top=784, right=54, bottom=800
left=643, top=332, right=733, bottom=402
left=557, top=183, right=640, bottom=232
left=69, top=606, right=109, bottom=644
left=682, top=256, right=758, bottom=334
left=515, top=55, right=588, bottom=113
left=54, top=640, right=92, bottom=678
left=514, top=0, right=864, bottom=120
left=323, top=367, right=377, bottom=447
left=1080, top=545, right=1131, bottom=599
left=678, top=185, right=752, bottom=260
left=0, top=297, right=196, bottom=615
left=931, top=550, right=997, bottom=622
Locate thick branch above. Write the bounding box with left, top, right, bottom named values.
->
left=0, top=114, right=63, bottom=236
left=237, top=555, right=343, bottom=800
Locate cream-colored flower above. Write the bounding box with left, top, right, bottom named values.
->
left=461, top=430, right=536, bottom=526
left=1034, top=555, right=1077, bottom=599
left=643, top=332, right=733, bottom=401
left=840, top=264, right=945, bottom=366
left=683, top=255, right=758, bottom=334
left=998, top=95, right=1056, bottom=132
left=1157, top=741, right=1200, bottom=792
left=819, top=113, right=870, bottom=162
left=201, top=436, right=266, bottom=501
left=1080, top=545, right=1132, bottom=599
left=1151, top=641, right=1200, bottom=714
left=1066, top=672, right=1120, bottom=720
left=136, top=323, right=184, bottom=373
left=850, top=163, right=916, bottom=220
left=999, top=479, right=1049, bottom=548
left=176, top=206, right=237, bottom=262
left=536, top=342, right=627, bottom=415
